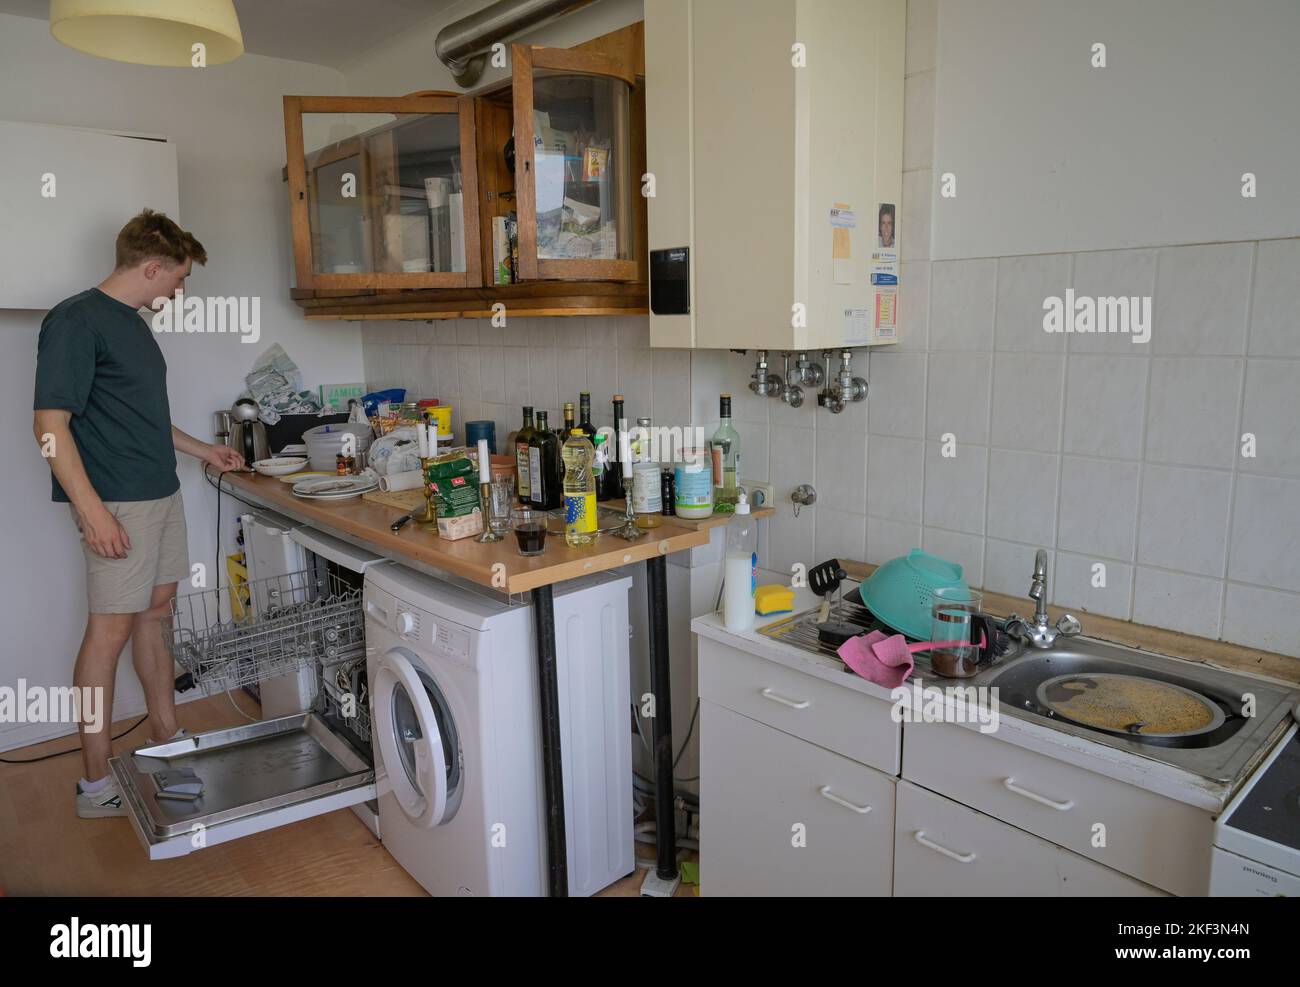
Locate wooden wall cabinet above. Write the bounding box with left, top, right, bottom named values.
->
left=283, top=24, right=648, bottom=321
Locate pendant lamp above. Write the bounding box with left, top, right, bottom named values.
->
left=50, top=0, right=244, bottom=67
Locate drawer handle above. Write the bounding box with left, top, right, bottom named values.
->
left=818, top=786, right=872, bottom=814
left=1002, top=777, right=1074, bottom=811
left=914, top=831, right=976, bottom=863
left=759, top=687, right=810, bottom=709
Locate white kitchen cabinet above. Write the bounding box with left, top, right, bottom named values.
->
left=893, top=781, right=1165, bottom=897
left=697, top=635, right=901, bottom=775
left=645, top=0, right=905, bottom=349
left=701, top=700, right=896, bottom=896
left=903, top=719, right=1214, bottom=896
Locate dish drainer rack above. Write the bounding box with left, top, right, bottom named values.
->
left=164, top=568, right=365, bottom=695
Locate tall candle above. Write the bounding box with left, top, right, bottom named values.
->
left=476, top=438, right=491, bottom=483
left=416, top=423, right=429, bottom=458
left=620, top=418, right=633, bottom=479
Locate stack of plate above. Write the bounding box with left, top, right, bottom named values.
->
left=291, top=475, right=379, bottom=501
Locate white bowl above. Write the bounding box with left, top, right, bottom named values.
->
left=253, top=456, right=309, bottom=477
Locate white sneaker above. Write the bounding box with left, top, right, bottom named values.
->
left=145, top=727, right=191, bottom=745
left=77, top=778, right=127, bottom=818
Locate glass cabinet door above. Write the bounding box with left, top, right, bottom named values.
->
left=511, top=45, right=639, bottom=282
left=284, top=95, right=481, bottom=290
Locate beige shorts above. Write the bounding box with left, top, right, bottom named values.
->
left=71, top=490, right=190, bottom=614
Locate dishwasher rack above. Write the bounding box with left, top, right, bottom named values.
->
left=165, top=569, right=365, bottom=695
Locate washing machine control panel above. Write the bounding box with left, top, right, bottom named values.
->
left=433, top=622, right=473, bottom=668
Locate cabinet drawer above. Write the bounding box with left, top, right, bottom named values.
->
left=697, top=636, right=901, bottom=775
left=894, top=781, right=1165, bottom=897
left=903, top=720, right=1212, bottom=896
left=701, top=700, right=895, bottom=896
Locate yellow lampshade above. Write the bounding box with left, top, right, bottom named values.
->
left=50, top=0, right=244, bottom=67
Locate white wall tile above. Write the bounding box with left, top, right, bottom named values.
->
left=501, top=316, right=529, bottom=348
left=525, top=317, right=555, bottom=348
left=922, top=527, right=984, bottom=587
left=688, top=349, right=728, bottom=428
left=1153, top=243, right=1251, bottom=356
left=901, top=169, right=932, bottom=262
left=816, top=430, right=868, bottom=513
left=1228, top=474, right=1300, bottom=593
left=433, top=319, right=459, bottom=346
left=1057, top=456, right=1140, bottom=560
left=770, top=425, right=815, bottom=493
left=478, top=346, right=505, bottom=404
left=1222, top=583, right=1300, bottom=659
left=617, top=315, right=650, bottom=350
left=867, top=516, right=922, bottom=566
left=905, top=0, right=938, bottom=75
left=1240, top=360, right=1300, bottom=478
left=816, top=509, right=867, bottom=566
left=995, top=254, right=1070, bottom=353
left=923, top=441, right=988, bottom=534
left=1053, top=551, right=1133, bottom=619
left=1068, top=249, right=1158, bottom=355
left=456, top=345, right=482, bottom=401
left=503, top=346, right=530, bottom=406
left=986, top=449, right=1059, bottom=546
left=903, top=71, right=935, bottom=171
left=1062, top=355, right=1149, bottom=460
left=588, top=347, right=617, bottom=408
left=740, top=423, right=770, bottom=485
left=867, top=435, right=924, bottom=523
left=554, top=318, right=588, bottom=349
left=435, top=344, right=459, bottom=398
left=1132, top=568, right=1223, bottom=640
left=897, top=261, right=930, bottom=351
left=528, top=347, right=559, bottom=414
left=983, top=540, right=1052, bottom=598
left=587, top=316, right=618, bottom=350
left=555, top=347, right=588, bottom=408
left=1137, top=465, right=1232, bottom=577
left=1144, top=357, right=1243, bottom=468
left=990, top=353, right=1064, bottom=452
left=1249, top=239, right=1300, bottom=357
left=770, top=504, right=817, bottom=577
left=926, top=352, right=991, bottom=445
left=615, top=348, right=651, bottom=424
left=930, top=258, right=996, bottom=351
left=651, top=349, right=693, bottom=427
left=868, top=351, right=926, bottom=438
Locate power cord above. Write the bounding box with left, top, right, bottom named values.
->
left=0, top=716, right=149, bottom=764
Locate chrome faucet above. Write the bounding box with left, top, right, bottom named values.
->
left=1004, top=549, right=1082, bottom=649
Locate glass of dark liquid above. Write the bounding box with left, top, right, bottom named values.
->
left=512, top=506, right=548, bottom=556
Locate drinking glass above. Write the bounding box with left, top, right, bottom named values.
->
left=929, top=587, right=984, bottom=678
left=512, top=506, right=548, bottom=557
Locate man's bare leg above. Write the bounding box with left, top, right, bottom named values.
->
left=75, top=613, right=135, bottom=782
left=132, top=581, right=180, bottom=743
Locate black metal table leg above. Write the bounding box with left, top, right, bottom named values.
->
left=645, top=555, right=678, bottom=883
left=531, top=584, right=568, bottom=897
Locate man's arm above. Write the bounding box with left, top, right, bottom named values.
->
left=173, top=424, right=245, bottom=471
left=34, top=409, right=130, bottom=559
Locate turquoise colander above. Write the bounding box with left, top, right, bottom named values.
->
left=858, top=549, right=969, bottom=640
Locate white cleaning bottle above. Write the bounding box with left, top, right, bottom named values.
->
left=723, top=493, right=757, bottom=632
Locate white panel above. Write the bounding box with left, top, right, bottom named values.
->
left=931, top=0, right=1300, bottom=259
left=0, top=120, right=179, bottom=309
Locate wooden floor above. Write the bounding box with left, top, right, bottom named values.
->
left=0, top=694, right=696, bottom=897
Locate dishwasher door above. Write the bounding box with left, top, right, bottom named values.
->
left=110, top=712, right=376, bottom=860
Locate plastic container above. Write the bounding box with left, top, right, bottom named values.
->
left=722, top=494, right=757, bottom=632
left=303, top=422, right=373, bottom=472
left=673, top=448, right=714, bottom=519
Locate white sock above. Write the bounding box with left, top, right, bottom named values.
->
left=80, top=775, right=111, bottom=793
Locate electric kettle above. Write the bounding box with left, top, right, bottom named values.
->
left=229, top=398, right=270, bottom=465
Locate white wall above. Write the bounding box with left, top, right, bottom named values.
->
left=0, top=12, right=355, bottom=750
left=930, top=0, right=1300, bottom=259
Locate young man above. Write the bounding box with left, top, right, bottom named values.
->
left=33, top=209, right=244, bottom=818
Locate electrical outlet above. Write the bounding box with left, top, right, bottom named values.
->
left=741, top=479, right=774, bottom=509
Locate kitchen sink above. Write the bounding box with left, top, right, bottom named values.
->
left=913, top=632, right=1299, bottom=789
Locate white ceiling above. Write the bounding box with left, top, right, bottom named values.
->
left=0, top=0, right=457, bottom=67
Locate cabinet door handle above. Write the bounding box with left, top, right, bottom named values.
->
left=759, top=687, right=810, bottom=709
left=914, top=830, right=976, bottom=863
left=818, top=786, right=872, bottom=814
left=1002, top=777, right=1074, bottom=811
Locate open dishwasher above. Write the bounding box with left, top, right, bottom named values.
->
left=109, top=511, right=388, bottom=860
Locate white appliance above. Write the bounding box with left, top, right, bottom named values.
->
left=364, top=562, right=634, bottom=897
left=1211, top=720, right=1300, bottom=896
left=240, top=510, right=388, bottom=836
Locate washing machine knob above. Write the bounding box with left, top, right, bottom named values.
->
left=397, top=610, right=417, bottom=636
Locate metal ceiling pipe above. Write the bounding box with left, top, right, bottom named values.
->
left=435, top=0, right=598, bottom=88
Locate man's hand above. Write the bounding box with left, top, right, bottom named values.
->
left=78, top=503, right=131, bottom=559
left=205, top=443, right=246, bottom=472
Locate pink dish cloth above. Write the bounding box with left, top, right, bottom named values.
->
left=837, top=630, right=915, bottom=688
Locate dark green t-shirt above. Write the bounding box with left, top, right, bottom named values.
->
left=34, top=287, right=179, bottom=503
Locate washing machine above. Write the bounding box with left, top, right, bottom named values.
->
left=363, top=562, right=634, bottom=897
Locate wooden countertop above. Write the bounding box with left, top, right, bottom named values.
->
left=219, top=470, right=711, bottom=595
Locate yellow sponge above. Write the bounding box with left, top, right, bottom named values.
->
left=755, top=584, right=795, bottom=615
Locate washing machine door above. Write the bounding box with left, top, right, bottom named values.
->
left=373, top=647, right=461, bottom=828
